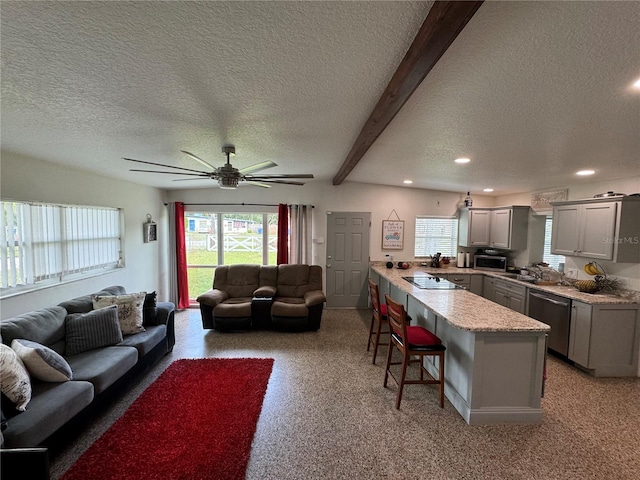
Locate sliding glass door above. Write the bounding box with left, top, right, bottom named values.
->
left=185, top=212, right=279, bottom=302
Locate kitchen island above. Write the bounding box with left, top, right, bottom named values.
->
left=370, top=264, right=550, bottom=425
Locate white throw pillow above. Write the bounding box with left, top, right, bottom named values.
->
left=11, top=339, right=73, bottom=382
left=92, top=292, right=146, bottom=335
left=0, top=343, right=32, bottom=411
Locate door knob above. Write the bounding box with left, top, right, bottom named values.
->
left=327, top=264, right=331, bottom=268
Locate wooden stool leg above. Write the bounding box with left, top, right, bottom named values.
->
left=439, top=351, right=445, bottom=408
left=367, top=312, right=375, bottom=351
left=384, top=338, right=394, bottom=388
left=395, top=352, right=409, bottom=409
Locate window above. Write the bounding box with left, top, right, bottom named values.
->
left=184, top=211, right=279, bottom=300
left=1, top=201, right=122, bottom=295
left=415, top=216, right=458, bottom=257
left=543, top=216, right=565, bottom=269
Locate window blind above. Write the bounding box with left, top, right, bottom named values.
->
left=415, top=216, right=458, bottom=257
left=543, top=216, right=564, bottom=269
left=1, top=201, right=122, bottom=291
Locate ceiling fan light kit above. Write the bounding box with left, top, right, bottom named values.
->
left=124, top=145, right=313, bottom=189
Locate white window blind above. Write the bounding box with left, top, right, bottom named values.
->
left=543, top=216, right=565, bottom=269
left=415, top=216, right=459, bottom=257
left=1, top=201, right=122, bottom=292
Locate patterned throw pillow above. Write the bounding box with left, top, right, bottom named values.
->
left=0, top=343, right=32, bottom=412
left=65, top=305, right=124, bottom=355
left=92, top=292, right=146, bottom=335
left=11, top=339, right=73, bottom=382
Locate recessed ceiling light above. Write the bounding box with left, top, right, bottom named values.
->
left=403, top=179, right=413, bottom=184
left=454, top=158, right=471, bottom=164
left=576, top=170, right=595, bottom=176
left=483, top=188, right=494, bottom=192
left=633, top=78, right=640, bottom=89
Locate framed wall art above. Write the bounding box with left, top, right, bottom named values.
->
left=382, top=219, right=404, bottom=250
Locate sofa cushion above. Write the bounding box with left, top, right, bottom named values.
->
left=0, top=307, right=67, bottom=353
left=213, top=298, right=253, bottom=318
left=213, top=264, right=261, bottom=298
left=11, top=339, right=73, bottom=382
left=0, top=344, right=31, bottom=412
left=276, top=265, right=323, bottom=298
left=65, top=305, right=124, bottom=355
left=59, top=286, right=127, bottom=314
left=0, top=380, right=94, bottom=448
left=271, top=298, right=308, bottom=317
left=65, top=346, right=138, bottom=395
left=116, top=325, right=166, bottom=356
left=92, top=292, right=146, bottom=334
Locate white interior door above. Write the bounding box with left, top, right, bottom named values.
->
left=325, top=211, right=371, bottom=308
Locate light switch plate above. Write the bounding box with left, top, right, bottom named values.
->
left=566, top=268, right=578, bottom=278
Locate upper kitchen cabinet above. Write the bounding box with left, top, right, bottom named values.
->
left=550, top=196, right=640, bottom=263
left=458, top=206, right=529, bottom=251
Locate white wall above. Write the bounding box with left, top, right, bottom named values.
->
left=0, top=152, right=170, bottom=319
left=164, top=180, right=495, bottom=267
left=496, top=176, right=640, bottom=291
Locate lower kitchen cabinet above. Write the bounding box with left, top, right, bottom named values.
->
left=483, top=276, right=495, bottom=302
left=568, top=301, right=640, bottom=376
left=493, top=279, right=527, bottom=314
left=438, top=273, right=483, bottom=296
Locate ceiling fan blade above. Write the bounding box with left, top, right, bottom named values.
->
left=181, top=150, right=217, bottom=171
left=172, top=177, right=213, bottom=181
left=123, top=157, right=208, bottom=174
left=245, top=174, right=314, bottom=179
left=251, top=179, right=306, bottom=186
left=129, top=169, right=210, bottom=176
left=246, top=181, right=272, bottom=188
left=239, top=161, right=277, bottom=175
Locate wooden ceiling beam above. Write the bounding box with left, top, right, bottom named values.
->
left=332, top=1, right=484, bottom=185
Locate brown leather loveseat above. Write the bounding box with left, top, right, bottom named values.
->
left=196, top=264, right=326, bottom=331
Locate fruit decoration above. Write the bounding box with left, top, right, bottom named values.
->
left=574, top=262, right=622, bottom=294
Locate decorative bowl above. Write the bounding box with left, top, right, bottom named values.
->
left=574, top=280, right=601, bottom=294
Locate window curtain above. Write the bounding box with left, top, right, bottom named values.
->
left=168, top=202, right=190, bottom=309
left=277, top=203, right=289, bottom=264
left=290, top=204, right=312, bottom=264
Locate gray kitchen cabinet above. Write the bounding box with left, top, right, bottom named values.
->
left=551, top=196, right=640, bottom=262
left=458, top=206, right=529, bottom=250
left=493, top=278, right=527, bottom=314
left=483, top=276, right=495, bottom=302
left=439, top=273, right=483, bottom=295
left=458, top=208, right=491, bottom=247
left=568, top=301, right=640, bottom=376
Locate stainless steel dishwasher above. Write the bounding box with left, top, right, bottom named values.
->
left=527, top=290, right=571, bottom=356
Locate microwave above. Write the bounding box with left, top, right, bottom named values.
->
left=474, top=255, right=508, bottom=272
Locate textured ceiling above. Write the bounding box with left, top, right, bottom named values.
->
left=1, top=1, right=639, bottom=195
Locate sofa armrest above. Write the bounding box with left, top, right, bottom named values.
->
left=253, top=285, right=277, bottom=298
left=304, top=290, right=326, bottom=307
left=156, top=302, right=175, bottom=326
left=196, top=289, right=229, bottom=307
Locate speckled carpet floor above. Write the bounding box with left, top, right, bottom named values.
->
left=51, top=308, right=640, bottom=480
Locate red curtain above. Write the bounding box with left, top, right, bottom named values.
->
left=175, top=202, right=190, bottom=309
left=277, top=203, right=289, bottom=265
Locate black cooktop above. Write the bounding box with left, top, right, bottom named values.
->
left=402, top=274, right=460, bottom=290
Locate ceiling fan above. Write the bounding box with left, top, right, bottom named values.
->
left=123, top=146, right=313, bottom=189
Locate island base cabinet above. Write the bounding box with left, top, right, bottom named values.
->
left=569, top=301, right=640, bottom=377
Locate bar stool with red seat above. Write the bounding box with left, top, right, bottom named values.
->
left=367, top=279, right=389, bottom=365
left=383, top=294, right=446, bottom=409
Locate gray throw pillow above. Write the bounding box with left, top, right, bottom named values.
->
left=65, top=305, right=123, bottom=355
left=11, top=339, right=73, bottom=382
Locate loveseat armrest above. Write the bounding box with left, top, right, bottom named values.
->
left=254, top=285, right=277, bottom=298
left=304, top=290, right=326, bottom=307
left=196, top=289, right=229, bottom=307
left=156, top=302, right=175, bottom=326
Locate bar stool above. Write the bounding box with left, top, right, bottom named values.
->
left=367, top=279, right=389, bottom=365
left=384, top=294, right=446, bottom=409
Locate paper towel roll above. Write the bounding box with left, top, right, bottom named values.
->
left=457, top=252, right=465, bottom=268
left=465, top=253, right=471, bottom=268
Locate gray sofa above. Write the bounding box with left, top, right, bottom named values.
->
left=197, top=264, right=326, bottom=331
left=0, top=286, right=175, bottom=455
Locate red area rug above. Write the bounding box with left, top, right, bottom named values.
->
left=62, top=358, right=274, bottom=480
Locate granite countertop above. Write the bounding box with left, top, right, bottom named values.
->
left=371, top=262, right=640, bottom=305
left=370, top=265, right=550, bottom=333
